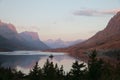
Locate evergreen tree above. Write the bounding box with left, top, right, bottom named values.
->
left=101, top=62, right=114, bottom=80
left=14, top=70, right=24, bottom=80
left=114, top=56, right=120, bottom=80
left=43, top=59, right=56, bottom=80
left=58, top=65, right=65, bottom=80
left=88, top=50, right=103, bottom=80
left=42, top=59, right=65, bottom=80
left=65, top=72, right=72, bottom=80
left=70, top=60, right=86, bottom=80
left=0, top=66, right=15, bottom=80
left=29, top=61, right=43, bottom=80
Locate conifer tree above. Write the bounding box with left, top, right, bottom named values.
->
left=29, top=61, right=43, bottom=80
left=58, top=65, right=65, bottom=80
left=70, top=60, right=86, bottom=80
left=88, top=50, right=103, bottom=80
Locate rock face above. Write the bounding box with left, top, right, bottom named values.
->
left=19, top=31, right=50, bottom=50
left=0, top=21, right=27, bottom=50
left=20, top=31, right=40, bottom=41
left=0, top=21, right=50, bottom=51
left=0, top=22, right=18, bottom=39
left=104, top=11, right=120, bottom=33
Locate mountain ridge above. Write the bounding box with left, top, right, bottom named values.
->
left=47, top=11, right=120, bottom=60
left=0, top=21, right=50, bottom=51
left=68, top=11, right=120, bottom=59
left=19, top=31, right=50, bottom=50
left=20, top=31, right=40, bottom=41
left=44, top=39, right=84, bottom=49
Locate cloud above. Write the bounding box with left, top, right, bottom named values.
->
left=73, top=9, right=120, bottom=16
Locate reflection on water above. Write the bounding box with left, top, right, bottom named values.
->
left=0, top=51, right=84, bottom=74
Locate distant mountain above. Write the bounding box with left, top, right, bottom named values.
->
left=0, top=21, right=17, bottom=39
left=0, top=35, right=14, bottom=51
left=44, top=39, right=83, bottom=49
left=20, top=31, right=49, bottom=50
left=20, top=31, right=40, bottom=41
left=48, top=11, right=120, bottom=59
left=0, top=21, right=50, bottom=51
left=0, top=21, right=27, bottom=50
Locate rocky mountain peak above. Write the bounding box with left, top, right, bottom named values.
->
left=0, top=21, right=17, bottom=33
left=103, top=11, right=120, bottom=34
left=7, top=23, right=17, bottom=32
left=0, top=21, right=18, bottom=39
left=20, top=31, right=40, bottom=41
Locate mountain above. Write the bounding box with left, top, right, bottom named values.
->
left=44, top=39, right=83, bottom=49
left=48, top=11, right=120, bottom=59
left=0, top=21, right=50, bottom=51
left=20, top=31, right=40, bottom=41
left=0, top=21, right=27, bottom=50
left=71, top=11, right=120, bottom=50
left=0, top=21, right=21, bottom=40
left=19, top=31, right=49, bottom=50
left=68, top=11, right=120, bottom=57
left=0, top=35, right=14, bottom=51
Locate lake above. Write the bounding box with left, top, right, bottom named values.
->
left=0, top=51, right=85, bottom=74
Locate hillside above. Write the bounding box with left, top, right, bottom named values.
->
left=48, top=11, right=120, bottom=60
left=0, top=21, right=50, bottom=51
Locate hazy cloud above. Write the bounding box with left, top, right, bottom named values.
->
left=73, top=9, right=120, bottom=16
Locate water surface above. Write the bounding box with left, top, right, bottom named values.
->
left=0, top=51, right=84, bottom=74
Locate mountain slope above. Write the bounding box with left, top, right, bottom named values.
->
left=66, top=11, right=120, bottom=58
left=48, top=11, right=120, bottom=59
left=19, top=31, right=50, bottom=50
left=0, top=21, right=29, bottom=50
left=71, top=11, right=120, bottom=50
left=0, top=21, right=50, bottom=51
left=0, top=35, right=14, bottom=51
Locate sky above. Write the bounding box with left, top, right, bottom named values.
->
left=0, top=0, right=120, bottom=41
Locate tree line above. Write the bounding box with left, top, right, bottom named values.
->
left=0, top=50, right=120, bottom=80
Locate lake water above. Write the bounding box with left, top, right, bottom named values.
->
left=0, top=51, right=85, bottom=74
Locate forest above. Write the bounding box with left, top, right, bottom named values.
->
left=0, top=50, right=120, bottom=80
